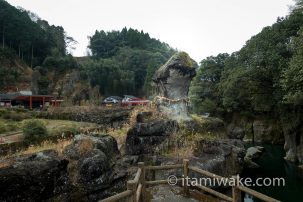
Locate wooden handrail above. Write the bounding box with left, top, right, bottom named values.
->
left=99, top=159, right=280, bottom=202
left=145, top=164, right=183, bottom=170
left=133, top=168, right=142, bottom=184
left=99, top=190, right=133, bottom=202
left=195, top=184, right=233, bottom=202
left=238, top=186, right=281, bottom=202
left=189, top=166, right=229, bottom=182
left=136, top=183, right=143, bottom=202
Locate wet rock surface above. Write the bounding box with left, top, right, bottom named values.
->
left=252, top=120, right=284, bottom=144
left=281, top=106, right=303, bottom=164
left=0, top=150, right=69, bottom=202
left=244, top=146, right=265, bottom=168
left=126, top=120, right=179, bottom=155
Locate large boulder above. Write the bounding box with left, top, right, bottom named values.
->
left=152, top=52, right=197, bottom=120
left=244, top=146, right=265, bottom=168
left=125, top=120, right=179, bottom=155
left=0, top=150, right=69, bottom=202
left=63, top=134, right=128, bottom=201
left=192, top=139, right=245, bottom=177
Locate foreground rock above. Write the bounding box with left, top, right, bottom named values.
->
left=0, top=150, right=69, bottom=202
left=0, top=134, right=132, bottom=202
left=192, top=139, right=245, bottom=177
left=244, top=146, right=264, bottom=168
left=152, top=52, right=197, bottom=120
left=63, top=134, right=129, bottom=201
left=126, top=120, right=179, bottom=155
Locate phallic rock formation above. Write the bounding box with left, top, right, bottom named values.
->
left=152, top=52, right=197, bottom=120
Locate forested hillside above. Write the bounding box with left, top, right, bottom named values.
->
left=0, top=0, right=175, bottom=100
left=189, top=2, right=303, bottom=116
left=0, top=0, right=75, bottom=66
left=81, top=28, right=175, bottom=97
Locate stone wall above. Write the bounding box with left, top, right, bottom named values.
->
left=38, top=107, right=132, bottom=128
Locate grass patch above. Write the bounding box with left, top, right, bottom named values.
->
left=107, top=124, right=130, bottom=146
left=0, top=119, right=22, bottom=135
left=1, top=139, right=72, bottom=160
left=160, top=114, right=226, bottom=158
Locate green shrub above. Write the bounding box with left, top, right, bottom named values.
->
left=2, top=110, right=31, bottom=121
left=22, top=119, right=48, bottom=144
left=51, top=124, right=79, bottom=138
left=0, top=121, right=7, bottom=134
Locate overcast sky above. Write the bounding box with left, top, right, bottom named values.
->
left=6, top=0, right=294, bottom=62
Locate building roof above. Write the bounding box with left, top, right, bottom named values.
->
left=0, top=92, right=55, bottom=101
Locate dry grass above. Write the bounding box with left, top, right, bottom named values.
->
left=0, top=161, right=10, bottom=168
left=159, top=115, right=225, bottom=159
left=2, top=139, right=72, bottom=160
left=161, top=144, right=194, bottom=159
left=107, top=123, right=130, bottom=146
left=78, top=138, right=94, bottom=155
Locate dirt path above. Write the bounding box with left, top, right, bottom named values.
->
left=0, top=131, right=23, bottom=144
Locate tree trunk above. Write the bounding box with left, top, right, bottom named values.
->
left=2, top=27, right=4, bottom=49
left=31, top=45, right=33, bottom=68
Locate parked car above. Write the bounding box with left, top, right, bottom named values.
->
left=102, top=96, right=122, bottom=105
left=121, top=95, right=149, bottom=107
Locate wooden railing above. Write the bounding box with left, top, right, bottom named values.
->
left=99, top=159, right=280, bottom=202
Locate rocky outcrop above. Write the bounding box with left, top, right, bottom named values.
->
left=152, top=52, right=197, bottom=100
left=252, top=120, right=283, bottom=144
left=152, top=52, right=197, bottom=120
left=192, top=139, right=245, bottom=176
left=0, top=134, right=133, bottom=202
left=226, top=114, right=249, bottom=140
left=63, top=134, right=129, bottom=201
left=244, top=146, right=264, bottom=168
left=0, top=150, right=69, bottom=202
left=125, top=120, right=179, bottom=155
left=182, top=116, right=225, bottom=134
left=280, top=106, right=303, bottom=164
left=226, top=113, right=284, bottom=144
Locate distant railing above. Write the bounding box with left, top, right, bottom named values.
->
left=99, top=159, right=280, bottom=202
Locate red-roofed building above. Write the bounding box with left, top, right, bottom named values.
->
left=0, top=91, right=63, bottom=109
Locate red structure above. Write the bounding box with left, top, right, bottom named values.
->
left=0, top=92, right=63, bottom=109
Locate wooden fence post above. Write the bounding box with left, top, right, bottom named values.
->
left=232, top=175, right=241, bottom=202
left=127, top=180, right=136, bottom=202
left=138, top=162, right=145, bottom=202
left=183, top=159, right=189, bottom=197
